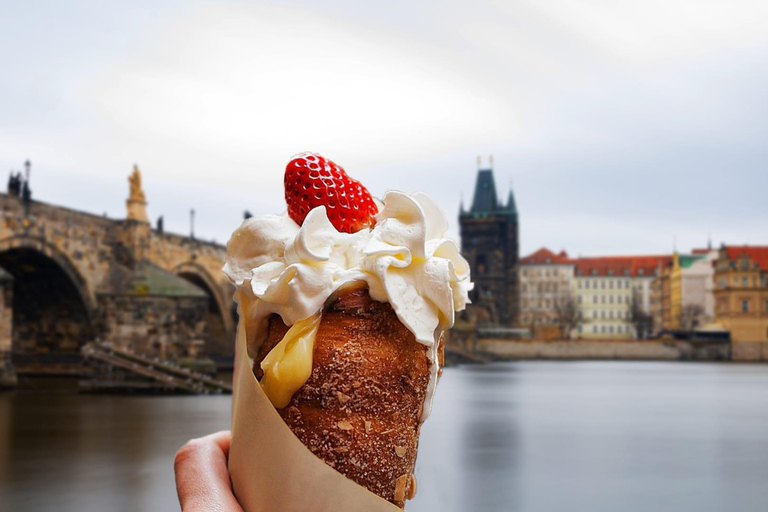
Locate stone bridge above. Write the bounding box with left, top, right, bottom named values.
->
left=0, top=167, right=236, bottom=386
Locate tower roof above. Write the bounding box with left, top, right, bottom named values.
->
left=505, top=188, right=517, bottom=215
left=470, top=169, right=499, bottom=213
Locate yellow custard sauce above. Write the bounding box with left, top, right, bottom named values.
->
left=259, top=312, right=321, bottom=408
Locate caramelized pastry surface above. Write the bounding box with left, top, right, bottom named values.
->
left=253, top=288, right=432, bottom=507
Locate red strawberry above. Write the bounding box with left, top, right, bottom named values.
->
left=284, top=152, right=378, bottom=233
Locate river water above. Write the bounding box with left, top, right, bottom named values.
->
left=2, top=361, right=768, bottom=512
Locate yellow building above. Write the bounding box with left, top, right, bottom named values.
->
left=572, top=255, right=669, bottom=339
left=669, top=252, right=682, bottom=330
left=714, top=246, right=768, bottom=358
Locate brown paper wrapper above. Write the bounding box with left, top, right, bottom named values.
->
left=229, top=320, right=403, bottom=512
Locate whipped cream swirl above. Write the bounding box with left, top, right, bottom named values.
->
left=224, top=191, right=473, bottom=420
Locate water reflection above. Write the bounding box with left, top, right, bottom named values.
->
left=2, top=362, right=768, bottom=512
left=460, top=367, right=520, bottom=511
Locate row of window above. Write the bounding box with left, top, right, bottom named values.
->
left=717, top=276, right=767, bottom=289
left=577, top=324, right=633, bottom=334
left=521, top=282, right=567, bottom=293
left=740, top=300, right=768, bottom=313
left=589, top=310, right=630, bottom=320
left=578, top=294, right=633, bottom=305
left=522, top=294, right=636, bottom=309
left=521, top=267, right=570, bottom=278
left=577, top=279, right=636, bottom=290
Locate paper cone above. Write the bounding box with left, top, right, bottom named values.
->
left=229, top=320, right=403, bottom=512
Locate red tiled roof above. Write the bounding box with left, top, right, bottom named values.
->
left=572, top=255, right=672, bottom=277
left=725, top=246, right=768, bottom=271
left=520, top=247, right=571, bottom=265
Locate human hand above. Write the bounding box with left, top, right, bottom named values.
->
left=175, top=430, right=244, bottom=512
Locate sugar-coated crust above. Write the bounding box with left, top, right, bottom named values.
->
left=253, top=288, right=434, bottom=507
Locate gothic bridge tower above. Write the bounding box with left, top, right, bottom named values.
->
left=459, top=157, right=519, bottom=326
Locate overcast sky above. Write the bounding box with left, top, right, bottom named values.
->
left=2, top=0, right=767, bottom=257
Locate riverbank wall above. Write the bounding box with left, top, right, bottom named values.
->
left=475, top=338, right=731, bottom=361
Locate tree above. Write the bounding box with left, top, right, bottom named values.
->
left=629, top=289, right=653, bottom=339
left=553, top=295, right=580, bottom=339
left=681, top=303, right=705, bottom=333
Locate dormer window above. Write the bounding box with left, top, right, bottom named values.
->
left=638, top=269, right=644, bottom=276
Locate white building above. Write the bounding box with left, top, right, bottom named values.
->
left=518, top=248, right=575, bottom=335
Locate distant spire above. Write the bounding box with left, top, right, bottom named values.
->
left=476, top=155, right=481, bottom=169
left=505, top=186, right=517, bottom=216
left=707, top=232, right=712, bottom=250
left=489, top=155, right=494, bottom=168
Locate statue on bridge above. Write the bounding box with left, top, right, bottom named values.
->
left=129, top=165, right=146, bottom=202
left=7, top=171, right=22, bottom=197
left=126, top=164, right=149, bottom=223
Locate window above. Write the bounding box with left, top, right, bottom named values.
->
left=585, top=280, right=590, bottom=289
left=601, top=281, right=606, bottom=289
left=626, top=280, right=630, bottom=288
left=601, top=325, right=606, bottom=333
left=578, top=281, right=582, bottom=289
left=578, top=326, right=583, bottom=333
left=601, top=296, right=606, bottom=304
left=743, top=277, right=749, bottom=288
left=601, top=311, right=605, bottom=319
left=765, top=301, right=768, bottom=313
left=734, top=277, right=739, bottom=286
left=609, top=280, right=614, bottom=288
left=609, top=296, right=614, bottom=304
left=593, top=296, right=598, bottom=304
left=638, top=269, right=644, bottom=276
left=592, top=311, right=597, bottom=319
left=618, top=281, right=622, bottom=289
left=742, top=300, right=750, bottom=313
left=609, top=325, right=614, bottom=334
left=617, top=325, right=623, bottom=333
left=578, top=295, right=583, bottom=304
left=593, top=325, right=597, bottom=333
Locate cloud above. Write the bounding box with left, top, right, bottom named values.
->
left=1, top=0, right=767, bottom=255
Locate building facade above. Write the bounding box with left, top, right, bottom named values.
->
left=571, top=256, right=668, bottom=339
left=681, top=249, right=718, bottom=327
left=518, top=248, right=574, bottom=337
left=714, top=245, right=768, bottom=348
left=459, top=164, right=519, bottom=326
left=651, top=250, right=717, bottom=332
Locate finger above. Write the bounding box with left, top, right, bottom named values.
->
left=175, top=431, right=244, bottom=512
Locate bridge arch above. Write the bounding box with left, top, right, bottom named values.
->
left=174, top=262, right=235, bottom=361
left=0, top=236, right=97, bottom=365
